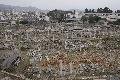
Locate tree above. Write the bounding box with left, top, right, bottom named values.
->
left=97, top=8, right=104, bottom=13
left=103, top=7, right=113, bottom=13
left=15, top=20, right=20, bottom=30
left=20, top=20, right=28, bottom=25
left=47, top=9, right=69, bottom=23
left=103, top=7, right=109, bottom=13
left=97, top=8, right=101, bottom=13
left=88, top=15, right=101, bottom=24
left=89, top=9, right=92, bottom=13
left=16, top=20, right=19, bottom=26
left=116, top=10, right=120, bottom=13
left=99, top=8, right=103, bottom=13
left=81, top=16, right=88, bottom=24
left=88, top=15, right=95, bottom=24
left=92, top=9, right=95, bottom=13
left=85, top=8, right=89, bottom=13
left=108, top=19, right=120, bottom=25
left=113, top=19, right=120, bottom=25
left=96, top=7, right=113, bottom=13
left=94, top=16, right=101, bottom=23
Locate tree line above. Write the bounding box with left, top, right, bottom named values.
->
left=47, top=9, right=73, bottom=23
left=81, top=15, right=102, bottom=24
left=85, top=7, right=113, bottom=13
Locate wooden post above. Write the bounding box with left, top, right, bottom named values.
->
left=81, top=32, right=82, bottom=38
left=10, top=35, right=12, bottom=40
left=90, top=32, right=92, bottom=38
left=69, top=62, right=73, bottom=74
left=26, top=32, right=29, bottom=40
left=53, top=34, right=54, bottom=41
left=5, top=34, right=8, bottom=41
left=59, top=60, right=63, bottom=75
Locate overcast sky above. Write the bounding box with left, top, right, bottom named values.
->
left=0, top=0, right=119, bottom=10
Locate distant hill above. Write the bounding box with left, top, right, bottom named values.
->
left=0, top=4, right=49, bottom=13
